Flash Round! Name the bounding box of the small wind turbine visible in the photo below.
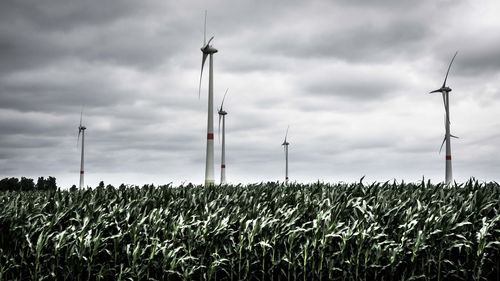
[282,126,290,185]
[198,10,218,187]
[430,51,459,185]
[77,110,87,189]
[218,89,228,185]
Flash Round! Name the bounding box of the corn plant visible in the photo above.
[0,179,498,280]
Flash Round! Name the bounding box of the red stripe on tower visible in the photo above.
[207,133,214,140]
[446,155,452,160]
[221,164,226,168]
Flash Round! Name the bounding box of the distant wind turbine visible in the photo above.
[430,51,459,185]
[218,89,229,185]
[282,126,290,185]
[198,10,218,187]
[77,110,87,188]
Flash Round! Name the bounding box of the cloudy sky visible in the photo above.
[1,0,499,188]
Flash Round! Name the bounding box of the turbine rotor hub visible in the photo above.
[201,45,218,54]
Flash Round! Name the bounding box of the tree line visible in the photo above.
[0,177,176,191]
[0,177,57,191]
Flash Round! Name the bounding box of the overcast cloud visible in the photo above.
[1,0,499,188]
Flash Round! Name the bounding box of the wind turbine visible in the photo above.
[218,89,228,185]
[198,10,218,187]
[282,126,290,185]
[430,51,458,185]
[77,110,87,189]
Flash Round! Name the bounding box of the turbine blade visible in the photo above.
[218,114,222,144]
[429,89,442,94]
[77,130,81,149]
[284,125,289,143]
[206,36,214,47]
[203,10,207,46]
[79,108,83,127]
[439,135,446,154]
[442,51,458,88]
[220,88,229,110]
[450,134,459,139]
[198,53,208,98]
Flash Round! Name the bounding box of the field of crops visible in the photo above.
[0,180,499,280]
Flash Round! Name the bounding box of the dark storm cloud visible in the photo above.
[0,0,144,30]
[0,0,132,73]
[0,0,197,74]
[261,22,429,63]
[92,127,199,153]
[301,67,404,101]
[0,134,60,150]
[250,1,434,63]
[219,54,289,74]
[0,63,137,112]
[455,43,500,76]
[0,109,68,136]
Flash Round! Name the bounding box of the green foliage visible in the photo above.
[0,178,20,192]
[0,177,57,191]
[0,179,499,280]
[20,177,35,191]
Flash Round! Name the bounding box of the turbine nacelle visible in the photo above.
[430,86,452,94]
[201,44,218,55]
[282,141,290,146]
[218,109,227,116]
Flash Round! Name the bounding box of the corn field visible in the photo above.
[0,179,499,280]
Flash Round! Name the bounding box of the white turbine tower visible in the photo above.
[430,51,459,185]
[198,11,218,187]
[218,89,228,185]
[282,126,290,185]
[77,110,87,188]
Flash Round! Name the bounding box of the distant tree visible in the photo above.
[20,177,35,191]
[7,178,20,191]
[105,184,115,189]
[98,181,105,189]
[0,178,10,191]
[0,178,7,191]
[70,185,77,192]
[45,177,57,191]
[119,183,126,189]
[0,176,56,191]
[36,177,45,191]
